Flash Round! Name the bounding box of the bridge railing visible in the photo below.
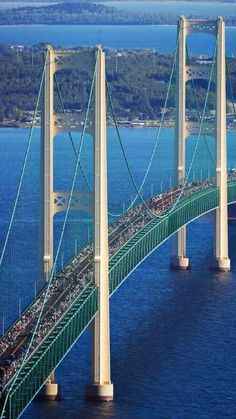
[2,282,98,419]
[109,186,220,295]
[2,180,236,418]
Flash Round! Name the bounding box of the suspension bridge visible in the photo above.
[0,16,235,418]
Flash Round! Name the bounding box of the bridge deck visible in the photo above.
[1,176,236,418]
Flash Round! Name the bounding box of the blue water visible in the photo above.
[0,2,57,9]
[1,24,236,55]
[24,229,236,418]
[0,127,236,417]
[0,0,236,55]
[102,1,236,16]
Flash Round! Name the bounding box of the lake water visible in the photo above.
[101,1,236,16]
[0,0,235,54]
[1,2,236,416]
[0,24,236,55]
[0,2,57,9]
[0,127,236,418]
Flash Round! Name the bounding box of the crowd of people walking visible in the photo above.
[0,173,235,392]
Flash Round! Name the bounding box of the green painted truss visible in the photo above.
[2,181,236,418]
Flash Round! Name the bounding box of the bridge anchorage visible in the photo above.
[170,16,230,272]
[0,15,235,419]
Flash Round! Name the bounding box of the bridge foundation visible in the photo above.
[37,383,60,401]
[37,372,60,401]
[85,383,114,402]
[170,255,190,270]
[210,257,230,272]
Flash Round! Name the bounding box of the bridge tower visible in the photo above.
[170,16,230,272]
[170,15,190,270]
[85,46,114,402]
[39,45,113,400]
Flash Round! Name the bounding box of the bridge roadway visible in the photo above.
[0,174,236,417]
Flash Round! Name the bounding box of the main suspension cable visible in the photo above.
[0,49,49,418]
[107,27,218,220]
[169,28,219,211]
[1,56,98,419]
[0,51,48,269]
[54,74,92,192]
[107,30,181,218]
[226,56,236,119]
[186,46,215,167]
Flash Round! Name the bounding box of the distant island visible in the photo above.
[1,0,236,3]
[102,0,236,2]
[101,0,236,2]
[0,45,235,129]
[0,2,236,26]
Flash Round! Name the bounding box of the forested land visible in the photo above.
[102,0,236,2]
[0,45,235,124]
[2,0,236,3]
[0,2,236,26]
[1,0,236,2]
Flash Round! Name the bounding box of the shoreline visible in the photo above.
[1,120,235,131]
[0,121,175,129]
[0,23,235,28]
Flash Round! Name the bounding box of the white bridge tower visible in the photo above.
[170,16,230,272]
[39,45,113,401]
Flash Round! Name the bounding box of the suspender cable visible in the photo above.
[186,45,216,167]
[1,57,97,419]
[54,74,93,192]
[226,57,236,119]
[170,28,218,211]
[107,30,181,218]
[107,30,218,220]
[0,50,49,419]
[0,51,48,269]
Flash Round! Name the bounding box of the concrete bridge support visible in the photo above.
[171,16,230,272]
[39,45,113,401]
[37,372,60,401]
[39,45,59,401]
[170,16,190,270]
[210,18,230,272]
[39,45,55,286]
[85,46,113,402]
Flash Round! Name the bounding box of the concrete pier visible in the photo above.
[36,372,60,401]
[170,255,190,270]
[85,383,114,402]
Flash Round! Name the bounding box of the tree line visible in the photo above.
[0,2,236,26]
[0,45,235,123]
